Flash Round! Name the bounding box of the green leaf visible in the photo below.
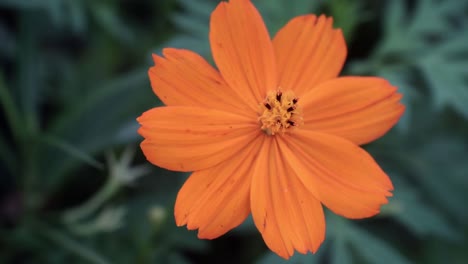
[0,23,15,57]
[40,69,154,191]
[0,73,24,144]
[64,0,87,33]
[418,34,468,118]
[172,13,209,36]
[330,237,352,264]
[0,0,47,9]
[354,0,468,118]
[409,138,468,223]
[40,134,105,171]
[256,0,322,34]
[329,0,370,41]
[90,2,134,45]
[15,11,42,133]
[383,177,460,240]
[177,0,214,18]
[383,0,406,36]
[420,233,468,264]
[347,226,412,264]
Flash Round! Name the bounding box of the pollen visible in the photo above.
[258,90,303,135]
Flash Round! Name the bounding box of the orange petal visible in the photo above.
[301,77,405,145]
[273,15,346,96]
[210,0,277,108]
[174,136,263,239]
[251,137,325,259]
[149,48,252,116]
[137,106,259,171]
[283,130,393,219]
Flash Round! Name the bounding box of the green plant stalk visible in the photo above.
[0,74,24,145]
[0,73,41,212]
[41,135,105,170]
[23,139,41,212]
[37,222,112,264]
[62,174,120,223]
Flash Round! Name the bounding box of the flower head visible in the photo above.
[137,0,404,259]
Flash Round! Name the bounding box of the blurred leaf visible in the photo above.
[255,0,322,34]
[172,13,208,37]
[16,11,42,132]
[178,0,213,17]
[0,0,47,9]
[37,222,112,264]
[409,138,468,224]
[163,35,212,59]
[41,69,154,191]
[383,0,406,37]
[165,252,192,264]
[257,212,412,264]
[383,177,460,240]
[330,237,352,264]
[89,2,134,45]
[40,134,105,170]
[419,34,468,118]
[329,0,370,41]
[351,0,468,119]
[347,225,412,264]
[0,0,86,33]
[63,0,87,33]
[420,231,468,264]
[0,73,24,144]
[0,23,16,57]
[163,0,215,56]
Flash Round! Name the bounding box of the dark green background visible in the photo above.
[1,0,467,263]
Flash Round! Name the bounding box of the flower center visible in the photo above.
[258,90,303,136]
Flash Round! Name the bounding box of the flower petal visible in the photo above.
[149,48,252,116]
[175,136,262,239]
[251,137,325,259]
[210,0,277,108]
[301,77,405,145]
[137,106,259,171]
[283,130,393,219]
[273,15,346,96]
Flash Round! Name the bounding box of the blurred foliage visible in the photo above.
[1,0,468,263]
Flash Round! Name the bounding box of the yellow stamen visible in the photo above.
[258,90,303,135]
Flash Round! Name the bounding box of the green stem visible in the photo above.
[37,222,111,264]
[23,139,40,212]
[41,134,105,170]
[62,175,120,223]
[0,73,24,144]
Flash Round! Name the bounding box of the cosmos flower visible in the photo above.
[137,0,404,259]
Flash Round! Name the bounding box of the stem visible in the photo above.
[41,134,105,170]
[0,73,24,144]
[62,175,120,223]
[37,222,111,264]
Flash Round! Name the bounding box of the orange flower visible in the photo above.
[137,0,404,259]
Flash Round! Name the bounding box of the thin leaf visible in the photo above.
[40,134,105,170]
[90,2,134,45]
[41,69,153,190]
[16,11,41,133]
[384,177,460,240]
[348,226,412,264]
